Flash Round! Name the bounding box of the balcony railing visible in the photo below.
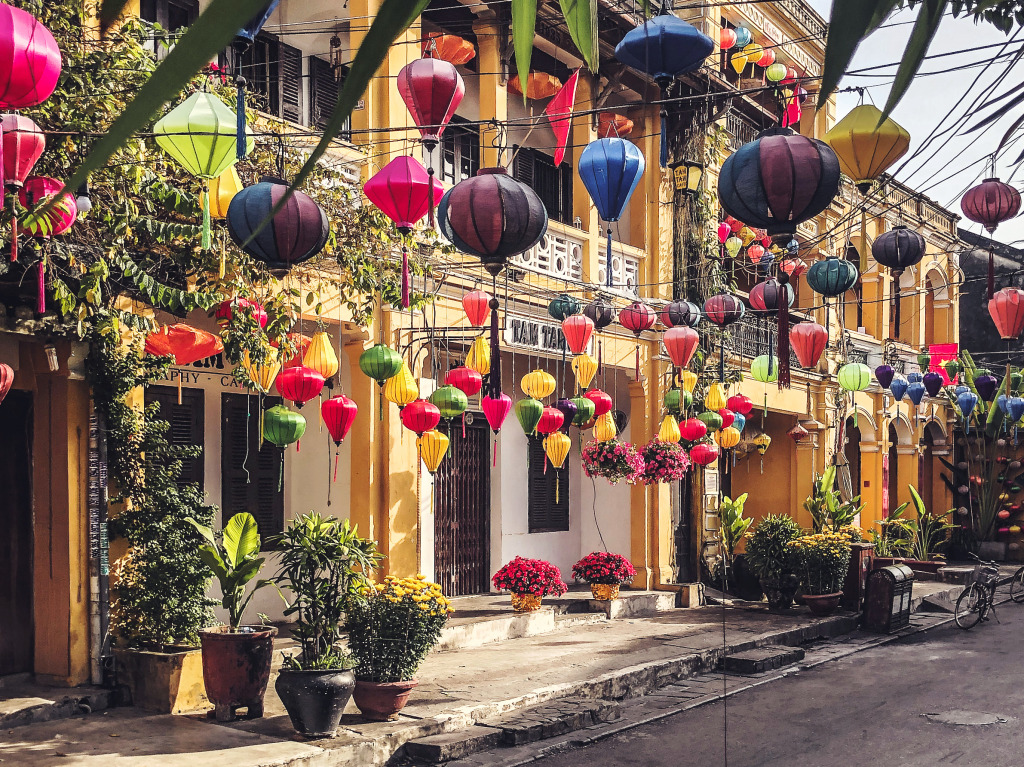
[598,243,641,298]
[511,223,584,281]
[725,111,759,151]
[731,315,800,369]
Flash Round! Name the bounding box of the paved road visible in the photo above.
[536,602,1024,767]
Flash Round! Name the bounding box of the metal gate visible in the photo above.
[433,416,490,596]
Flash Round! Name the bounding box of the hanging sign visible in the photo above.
[504,313,594,356]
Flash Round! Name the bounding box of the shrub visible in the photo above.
[744,514,801,584]
[492,557,568,596]
[788,532,852,595]
[572,552,637,585]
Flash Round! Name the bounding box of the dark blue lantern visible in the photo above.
[579,138,645,287]
[614,14,714,167]
[232,1,282,158]
[806,255,858,297]
[233,1,281,52]
[890,376,908,401]
[907,381,926,406]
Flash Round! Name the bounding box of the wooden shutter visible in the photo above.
[221,393,284,547]
[527,436,569,532]
[512,146,534,188]
[144,385,205,491]
[278,41,302,124]
[309,56,339,130]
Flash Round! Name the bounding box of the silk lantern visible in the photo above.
[571,395,596,426]
[584,298,615,329]
[402,399,441,436]
[537,406,565,435]
[681,370,698,393]
[976,374,999,402]
[758,48,776,67]
[522,368,556,399]
[384,363,419,408]
[155,92,253,249]
[727,394,753,416]
[398,56,464,151]
[593,411,618,441]
[706,382,728,411]
[718,408,735,429]
[597,111,634,138]
[664,326,699,369]
[554,398,578,431]
[572,353,598,390]
[789,322,827,368]
[215,298,268,329]
[276,365,325,408]
[751,353,778,415]
[544,432,572,469]
[303,331,339,380]
[620,301,656,378]
[838,363,870,392]
[241,348,281,395]
[749,279,794,314]
[659,415,681,444]
[418,429,450,474]
[807,254,858,297]
[958,390,978,432]
[615,15,714,166]
[446,366,483,398]
[720,28,737,50]
[963,177,1022,297]
[516,397,544,435]
[359,344,403,418]
[716,427,741,450]
[733,412,746,433]
[697,410,723,432]
[146,324,223,367]
[19,175,76,313]
[766,62,787,82]
[466,336,490,375]
[430,385,468,420]
[579,138,645,284]
[482,392,512,442]
[263,405,306,448]
[322,394,357,488]
[989,287,1024,340]
[718,127,840,238]
[690,442,719,467]
[548,293,581,321]
[717,221,732,243]
[438,168,547,276]
[872,225,926,336]
[585,388,613,417]
[824,105,910,194]
[679,417,707,442]
[209,166,243,220]
[875,364,895,389]
[423,32,476,65]
[704,292,746,382]
[890,376,909,402]
[2,114,44,262]
[462,290,492,326]
[0,362,12,404]
[924,372,944,398]
[0,4,61,109]
[660,300,701,328]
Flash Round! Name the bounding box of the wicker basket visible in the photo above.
[510,593,543,612]
[590,583,620,601]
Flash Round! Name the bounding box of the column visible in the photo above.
[627,376,656,588]
[858,440,884,532]
[896,445,919,510]
[345,337,386,560]
[475,17,508,169]
[572,73,601,287]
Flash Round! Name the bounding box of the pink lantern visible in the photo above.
[663,326,699,369]
[2,114,44,190]
[0,3,62,109]
[482,392,512,466]
[717,221,731,243]
[19,176,76,238]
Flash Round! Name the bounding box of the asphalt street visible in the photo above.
[535,603,1024,767]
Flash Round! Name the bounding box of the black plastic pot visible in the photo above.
[275,668,356,738]
[761,573,799,611]
[731,555,764,602]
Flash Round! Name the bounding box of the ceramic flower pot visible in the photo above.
[275,668,356,737]
[352,679,417,721]
[803,591,843,617]
[510,593,543,612]
[590,583,620,600]
[199,625,277,722]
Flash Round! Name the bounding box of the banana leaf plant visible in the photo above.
[804,465,864,534]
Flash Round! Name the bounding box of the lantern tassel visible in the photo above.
[893,273,902,339]
[606,228,613,288]
[493,439,497,467]
[333,451,339,482]
[988,250,995,300]
[37,252,45,314]
[659,104,668,168]
[201,187,211,250]
[401,246,410,309]
[635,343,640,380]
[219,232,226,279]
[10,195,17,262]
[462,411,466,439]
[427,166,436,229]
[236,76,247,161]
[777,285,790,389]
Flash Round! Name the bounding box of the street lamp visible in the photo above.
[669,159,704,197]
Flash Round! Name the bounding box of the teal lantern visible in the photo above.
[515,397,544,435]
[429,385,469,420]
[548,293,582,321]
[571,395,596,426]
[806,255,859,297]
[359,344,404,419]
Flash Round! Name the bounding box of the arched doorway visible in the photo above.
[919,421,946,514]
[843,417,862,500]
[887,423,899,516]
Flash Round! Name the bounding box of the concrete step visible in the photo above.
[721,645,805,674]
[0,685,113,730]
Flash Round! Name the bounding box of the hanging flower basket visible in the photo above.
[640,441,690,484]
[582,440,644,484]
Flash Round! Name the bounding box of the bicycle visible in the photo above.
[954,556,1001,629]
[1010,565,1024,603]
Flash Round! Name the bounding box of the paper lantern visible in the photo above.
[679,417,707,442]
[727,394,753,416]
[466,337,491,375]
[664,326,699,369]
[507,72,562,100]
[397,56,465,148]
[976,374,999,402]
[585,389,613,417]
[705,383,727,411]
[548,293,581,322]
[703,293,746,326]
[571,396,596,426]
[597,112,634,138]
[279,333,312,369]
[554,398,578,430]
[749,279,794,314]
[787,422,809,442]
[227,177,329,272]
[789,322,828,368]
[241,348,281,394]
[715,427,741,449]
[718,127,841,237]
[522,369,556,399]
[0,362,12,404]
[690,443,719,467]
[988,287,1024,340]
[402,399,441,435]
[303,332,339,380]
[363,155,444,233]
[263,405,306,448]
[544,432,572,469]
[462,290,492,326]
[659,415,681,444]
[1,114,44,192]
[806,255,858,297]
[209,166,243,219]
[584,298,615,329]
[751,355,778,383]
[19,176,77,237]
[276,365,325,408]
[384,363,419,408]
[962,177,1021,234]
[0,3,61,109]
[146,323,223,365]
[322,394,357,445]
[445,366,483,398]
[430,385,468,420]
[215,298,268,329]
[681,370,698,393]
[516,397,544,435]
[572,353,598,390]
[660,300,701,328]
[359,344,403,392]
[482,393,512,433]
[838,363,871,392]
[593,411,618,441]
[823,105,910,193]
[437,167,548,275]
[537,406,565,435]
[766,62,787,82]
[620,302,657,335]
[875,365,895,389]
[418,429,450,474]
[423,32,476,65]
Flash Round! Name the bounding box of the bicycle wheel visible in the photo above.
[955,584,984,629]
[1010,568,1024,603]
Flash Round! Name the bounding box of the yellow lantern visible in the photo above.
[209,166,244,219]
[593,411,617,441]
[739,226,756,248]
[241,348,281,394]
[752,432,772,455]
[658,415,681,444]
[384,363,419,408]
[544,432,572,469]
[730,50,748,74]
[742,43,763,68]
[522,368,556,399]
[303,331,339,380]
[681,370,698,394]
[1010,525,1022,534]
[715,426,741,449]
[823,104,911,193]
[571,353,598,390]
[417,429,450,474]
[466,337,490,375]
[705,382,727,411]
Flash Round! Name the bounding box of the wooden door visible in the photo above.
[0,390,33,675]
[433,417,490,596]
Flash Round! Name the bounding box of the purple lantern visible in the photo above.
[976,374,999,402]
[875,365,895,389]
[923,372,943,398]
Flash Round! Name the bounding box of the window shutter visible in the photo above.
[221,393,284,547]
[527,436,569,532]
[309,56,339,131]
[278,41,302,124]
[512,146,534,188]
[144,385,205,492]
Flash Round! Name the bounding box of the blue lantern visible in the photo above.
[732,412,746,433]
[734,27,752,48]
[907,382,926,406]
[579,138,645,287]
[231,0,282,159]
[957,390,978,432]
[233,1,281,51]
[998,394,1009,414]
[1008,397,1024,422]
[889,376,908,401]
[906,372,923,384]
[615,15,714,166]
[954,385,970,395]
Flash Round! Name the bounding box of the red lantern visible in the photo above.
[789,321,828,368]
[788,422,809,442]
[0,362,12,404]
[719,28,737,50]
[747,243,765,262]
[2,114,44,191]
[619,302,656,336]
[536,406,565,435]
[718,408,735,429]
[679,417,708,442]
[146,324,223,364]
[397,57,465,149]
[482,392,512,433]
[962,178,1021,234]
[989,287,1024,340]
[663,326,699,368]
[725,215,743,233]
[0,4,62,109]
[363,156,444,234]
[276,365,325,408]
[401,399,441,436]
[445,365,483,397]
[717,221,731,243]
[726,394,753,416]
[215,298,268,329]
[690,442,719,466]
[562,314,594,355]
[703,293,746,327]
[463,290,491,326]
[322,394,357,445]
[780,258,807,280]
[585,388,613,417]
[278,333,312,369]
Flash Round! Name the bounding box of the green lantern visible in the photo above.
[359,344,403,419]
[515,397,544,435]
[430,385,468,420]
[1011,371,1023,393]
[154,92,254,249]
[943,358,962,380]
[697,410,723,432]
[917,350,931,370]
[838,363,871,392]
[571,395,596,426]
[263,405,306,447]
[664,388,682,415]
[548,293,582,321]
[750,355,779,383]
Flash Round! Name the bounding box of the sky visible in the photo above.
[806,0,1024,249]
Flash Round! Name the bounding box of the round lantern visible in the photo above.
[397,57,465,150]
[445,366,483,398]
[749,279,794,314]
[522,368,556,399]
[806,255,858,297]
[823,105,910,193]
[515,397,544,435]
[665,389,682,415]
[209,167,243,219]
[988,287,1024,340]
[549,293,582,321]
[0,4,60,108]
[423,32,476,65]
[727,394,753,416]
[507,72,562,99]
[462,290,492,326]
[0,361,11,404]
[303,332,339,380]
[660,300,701,328]
[690,443,719,467]
[715,427,741,449]
[751,354,778,383]
[19,176,77,238]
[482,393,512,434]
[466,336,491,375]
[571,395,596,426]
[322,394,358,446]
[718,408,735,429]
[418,429,450,475]
[227,177,329,273]
[619,302,657,335]
[437,167,548,275]
[263,405,306,448]
[720,28,737,50]
[766,62,787,82]
[697,410,723,432]
[789,322,828,368]
[544,432,572,469]
[585,389,614,417]
[554,398,578,430]
[679,417,707,442]
[383,364,419,408]
[402,399,441,435]
[733,412,746,433]
[537,406,565,435]
[872,225,926,333]
[703,293,746,326]
[664,326,699,369]
[718,127,841,237]
[276,365,325,408]
[962,177,1021,234]
[584,298,615,329]
[838,363,871,392]
[659,415,681,444]
[757,48,776,67]
[597,112,634,138]
[215,298,268,329]
[430,385,469,420]
[572,353,598,390]
[359,344,403,392]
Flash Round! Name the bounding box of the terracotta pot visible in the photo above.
[510,593,543,612]
[199,625,277,721]
[590,583,620,601]
[276,668,355,737]
[353,679,417,721]
[803,591,843,617]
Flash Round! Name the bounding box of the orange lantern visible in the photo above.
[273,333,312,368]
[508,72,562,100]
[597,112,634,138]
[423,32,476,65]
[145,323,224,402]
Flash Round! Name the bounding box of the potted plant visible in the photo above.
[347,575,453,721]
[492,556,567,612]
[640,441,689,484]
[572,552,637,600]
[872,486,954,577]
[787,532,852,616]
[188,512,275,722]
[271,513,380,738]
[716,494,762,601]
[744,514,801,610]
[582,439,645,484]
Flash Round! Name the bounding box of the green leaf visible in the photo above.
[512,0,538,105]
[197,545,229,581]
[222,512,261,568]
[186,516,217,547]
[99,0,133,34]
[559,0,600,72]
[818,0,899,106]
[880,0,949,119]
